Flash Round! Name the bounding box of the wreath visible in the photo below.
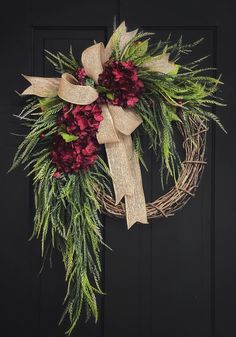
[10,22,225,334]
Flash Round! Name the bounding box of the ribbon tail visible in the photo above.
[106,131,148,228]
[97,105,133,204]
[97,104,148,228]
[125,152,148,229]
[21,75,60,97]
[121,135,148,229]
[105,133,133,204]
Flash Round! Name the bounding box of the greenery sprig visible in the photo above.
[10,96,111,334]
[114,32,225,181]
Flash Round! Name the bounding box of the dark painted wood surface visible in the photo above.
[1,1,235,336]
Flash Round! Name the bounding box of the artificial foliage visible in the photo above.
[10,22,224,334]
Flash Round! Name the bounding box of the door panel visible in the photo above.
[1,1,235,337]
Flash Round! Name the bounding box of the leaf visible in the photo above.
[135,40,149,57]
[85,77,95,87]
[168,64,179,75]
[168,106,182,122]
[96,85,108,93]
[106,92,115,100]
[59,132,78,142]
[128,40,149,59]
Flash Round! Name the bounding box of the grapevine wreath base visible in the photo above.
[98,115,208,219]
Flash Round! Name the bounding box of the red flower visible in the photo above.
[58,103,103,139]
[53,171,61,179]
[51,136,99,173]
[127,97,139,106]
[51,102,103,175]
[98,60,144,108]
[82,140,97,156]
[74,67,87,84]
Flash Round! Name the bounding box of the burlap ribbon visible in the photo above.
[22,22,150,228]
[22,22,177,227]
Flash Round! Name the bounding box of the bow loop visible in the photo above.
[57,73,98,105]
[108,105,143,135]
[81,43,105,83]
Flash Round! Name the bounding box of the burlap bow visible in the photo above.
[22,23,149,228]
[21,22,177,228]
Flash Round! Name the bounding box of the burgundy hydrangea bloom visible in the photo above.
[51,136,98,175]
[57,103,103,139]
[74,67,87,84]
[98,60,144,107]
[51,103,103,176]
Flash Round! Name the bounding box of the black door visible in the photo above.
[1,1,235,336]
